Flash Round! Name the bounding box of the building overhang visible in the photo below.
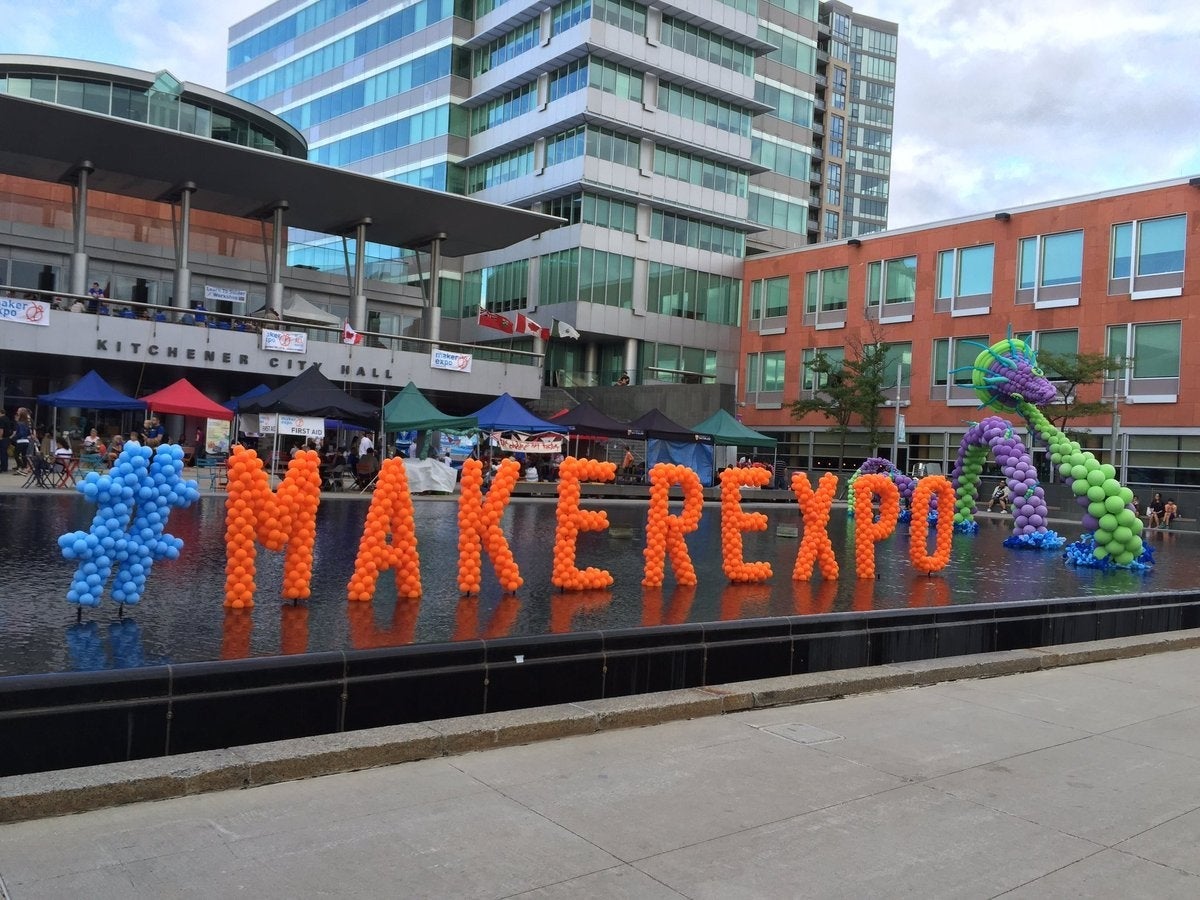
[0,94,563,257]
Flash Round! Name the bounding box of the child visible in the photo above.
[1162,498,1178,529]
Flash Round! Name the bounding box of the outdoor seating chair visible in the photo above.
[22,455,55,489]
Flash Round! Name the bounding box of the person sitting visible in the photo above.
[82,428,101,454]
[615,372,631,386]
[1147,492,1166,528]
[987,482,1009,513]
[1162,498,1178,529]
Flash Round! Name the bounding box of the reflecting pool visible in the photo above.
[1,493,1193,676]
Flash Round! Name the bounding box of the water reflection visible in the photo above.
[1,493,1194,675]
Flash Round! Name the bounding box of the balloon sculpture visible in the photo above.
[847,457,920,522]
[60,443,200,609]
[952,335,1148,568]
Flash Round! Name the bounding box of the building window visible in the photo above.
[748,190,808,233]
[935,244,994,316]
[801,346,844,392]
[1110,214,1186,299]
[749,275,789,328]
[1107,320,1182,402]
[746,350,787,395]
[803,266,848,329]
[823,211,840,240]
[654,146,748,197]
[580,249,635,308]
[828,115,844,157]
[882,341,912,403]
[932,335,987,402]
[1016,229,1083,308]
[866,255,916,321]
[465,258,530,315]
[539,247,580,305]
[648,263,741,325]
[648,343,717,383]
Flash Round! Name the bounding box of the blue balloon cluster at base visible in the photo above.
[1063,533,1155,570]
[57,442,201,608]
[954,520,980,534]
[897,509,912,524]
[1002,530,1066,551]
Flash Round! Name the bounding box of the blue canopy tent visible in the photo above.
[38,370,147,447]
[38,370,146,411]
[222,384,271,412]
[470,393,568,433]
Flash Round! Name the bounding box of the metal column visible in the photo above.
[349,220,370,331]
[424,233,445,344]
[266,202,288,316]
[171,182,197,311]
[623,338,638,385]
[68,161,94,297]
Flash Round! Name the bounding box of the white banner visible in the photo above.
[205,418,231,456]
[258,414,325,439]
[260,329,308,353]
[204,285,247,304]
[0,296,50,327]
[430,348,473,373]
[897,413,907,443]
[491,431,564,454]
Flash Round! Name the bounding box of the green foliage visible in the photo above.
[791,337,892,469]
[1036,350,1123,436]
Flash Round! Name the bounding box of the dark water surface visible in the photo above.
[1,493,1193,676]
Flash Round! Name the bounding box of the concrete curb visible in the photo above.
[4,628,1200,824]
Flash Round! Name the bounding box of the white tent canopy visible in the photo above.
[252,292,341,326]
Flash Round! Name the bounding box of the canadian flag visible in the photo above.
[342,322,363,345]
[515,313,551,341]
[478,308,515,334]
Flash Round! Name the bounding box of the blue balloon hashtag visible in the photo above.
[58,443,201,607]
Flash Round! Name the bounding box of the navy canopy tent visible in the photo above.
[38,370,146,410]
[238,366,376,420]
[223,384,271,412]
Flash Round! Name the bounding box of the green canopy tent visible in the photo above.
[382,382,477,458]
[693,408,779,485]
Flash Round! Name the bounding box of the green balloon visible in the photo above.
[1086,485,1106,502]
[1101,478,1121,495]
[1050,453,1062,465]
[1094,546,1110,559]
[1099,464,1116,479]
[1119,487,1133,504]
[1069,452,1084,466]
[1130,537,1143,554]
[1094,529,1112,546]
[1070,465,1088,481]
[1099,514,1119,532]
[1088,501,1107,518]
[1115,551,1135,566]
[1115,509,1135,527]
[1059,462,1073,477]
[1104,494,1126,514]
[1106,539,1124,555]
[1086,469,1106,486]
[1130,519,1143,535]
[1113,526,1132,544]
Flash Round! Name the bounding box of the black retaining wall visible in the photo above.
[2,589,1199,777]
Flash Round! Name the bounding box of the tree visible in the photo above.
[791,335,891,471]
[1035,350,1124,439]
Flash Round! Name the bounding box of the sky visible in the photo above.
[3,0,1199,228]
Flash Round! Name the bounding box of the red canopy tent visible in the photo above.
[140,379,234,421]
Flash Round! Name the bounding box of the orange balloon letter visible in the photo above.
[457,457,522,594]
[223,446,322,607]
[552,457,616,590]
[719,466,772,583]
[791,472,840,580]
[852,473,900,579]
[348,457,422,601]
[909,475,956,574]
[642,463,704,586]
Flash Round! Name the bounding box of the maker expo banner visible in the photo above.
[0,296,50,326]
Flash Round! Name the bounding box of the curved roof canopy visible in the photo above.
[0,93,562,257]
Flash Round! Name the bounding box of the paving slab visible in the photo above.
[930,733,1200,846]
[635,783,1098,899]
[1000,847,1200,899]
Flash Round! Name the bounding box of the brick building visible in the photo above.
[740,176,1199,489]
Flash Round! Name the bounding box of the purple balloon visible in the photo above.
[1029,514,1044,527]
[1015,515,1029,528]
[1081,514,1099,530]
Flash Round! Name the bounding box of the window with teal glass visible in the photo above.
[866,256,916,306]
[751,276,789,319]
[1018,230,1083,291]
[1138,216,1185,275]
[662,16,754,75]
[648,264,740,325]
[582,194,637,233]
[311,104,460,167]
[882,342,911,387]
[464,258,529,314]
[592,0,646,35]
[584,127,640,166]
[755,82,813,129]
[653,146,747,197]
[539,247,580,305]
[804,267,848,312]
[470,81,536,134]
[749,191,808,233]
[651,211,744,256]
[758,25,817,75]
[802,347,844,390]
[547,125,586,166]
[657,81,752,137]
[1132,322,1181,379]
[761,351,787,391]
[474,18,540,75]
[548,58,588,100]
[467,145,534,192]
[589,58,642,101]
[551,0,590,35]
[579,249,634,308]
[937,245,993,300]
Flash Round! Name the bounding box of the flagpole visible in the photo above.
[890,361,902,466]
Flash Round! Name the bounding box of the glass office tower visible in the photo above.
[228,0,897,388]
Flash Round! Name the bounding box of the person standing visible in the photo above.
[0,407,11,474]
[358,431,375,459]
[11,408,32,474]
[144,417,165,447]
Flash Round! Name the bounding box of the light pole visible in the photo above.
[890,361,903,467]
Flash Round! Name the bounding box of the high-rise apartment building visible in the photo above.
[227,0,896,390]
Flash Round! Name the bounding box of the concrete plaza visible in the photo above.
[5,641,1200,897]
